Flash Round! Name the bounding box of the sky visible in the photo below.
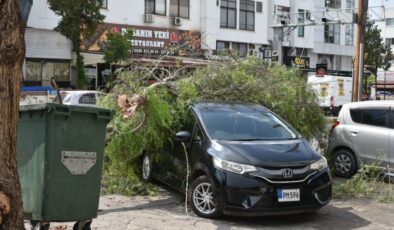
[370,0,394,8]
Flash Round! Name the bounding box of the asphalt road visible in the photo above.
[25,189,394,230]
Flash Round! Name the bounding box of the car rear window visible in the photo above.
[350,109,388,128]
[79,93,97,105]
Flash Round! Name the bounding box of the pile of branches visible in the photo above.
[100,58,327,195]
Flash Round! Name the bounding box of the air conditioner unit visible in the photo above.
[144,14,154,23]
[173,17,182,26]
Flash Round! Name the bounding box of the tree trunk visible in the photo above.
[0,0,26,229]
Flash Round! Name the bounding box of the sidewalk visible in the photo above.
[25,190,394,230]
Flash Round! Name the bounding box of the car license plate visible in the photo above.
[278,189,300,202]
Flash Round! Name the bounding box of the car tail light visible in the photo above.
[330,121,340,134]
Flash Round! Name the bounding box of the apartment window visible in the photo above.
[325,0,341,9]
[256,2,262,13]
[101,0,108,9]
[345,24,354,45]
[324,23,340,44]
[239,0,255,31]
[345,0,354,8]
[145,0,166,16]
[386,38,394,45]
[232,42,248,57]
[386,18,394,26]
[170,0,190,18]
[220,0,237,29]
[298,9,305,37]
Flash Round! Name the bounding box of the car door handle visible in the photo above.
[350,130,359,136]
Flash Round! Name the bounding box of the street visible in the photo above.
[26,189,394,230]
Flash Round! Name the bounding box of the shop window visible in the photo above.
[25,60,70,86]
[239,0,255,31]
[232,42,248,57]
[145,0,166,16]
[220,0,237,29]
[170,0,190,18]
[216,41,230,54]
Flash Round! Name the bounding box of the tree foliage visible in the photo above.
[100,59,327,195]
[48,0,105,88]
[103,29,134,65]
[365,21,394,75]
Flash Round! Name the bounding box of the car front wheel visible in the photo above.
[333,149,357,178]
[189,175,222,219]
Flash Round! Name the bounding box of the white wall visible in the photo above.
[28,0,201,31]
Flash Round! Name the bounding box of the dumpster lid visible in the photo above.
[19,103,114,121]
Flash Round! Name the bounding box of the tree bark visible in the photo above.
[0,0,26,229]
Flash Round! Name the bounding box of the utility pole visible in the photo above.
[353,0,368,102]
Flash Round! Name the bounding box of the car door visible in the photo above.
[389,108,394,169]
[170,114,206,190]
[348,107,390,168]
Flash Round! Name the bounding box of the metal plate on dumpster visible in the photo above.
[61,151,97,175]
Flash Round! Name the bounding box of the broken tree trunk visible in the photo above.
[0,0,26,229]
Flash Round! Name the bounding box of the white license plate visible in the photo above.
[278,189,300,202]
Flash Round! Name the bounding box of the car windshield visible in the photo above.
[200,106,297,141]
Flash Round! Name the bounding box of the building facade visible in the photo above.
[271,0,355,73]
[25,0,355,88]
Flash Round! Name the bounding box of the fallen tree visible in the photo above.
[100,58,327,195]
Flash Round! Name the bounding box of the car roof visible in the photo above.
[192,101,269,113]
[344,100,394,108]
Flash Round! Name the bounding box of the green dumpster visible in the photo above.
[17,103,112,229]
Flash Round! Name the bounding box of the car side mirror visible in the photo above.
[175,131,191,143]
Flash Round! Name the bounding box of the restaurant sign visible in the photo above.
[81,24,201,57]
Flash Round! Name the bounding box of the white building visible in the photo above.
[25,0,355,88]
[271,0,355,72]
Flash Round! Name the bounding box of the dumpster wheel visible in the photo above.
[73,219,92,230]
[30,221,50,230]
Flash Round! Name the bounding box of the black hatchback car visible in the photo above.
[141,102,331,218]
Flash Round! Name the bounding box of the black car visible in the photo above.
[142,102,331,218]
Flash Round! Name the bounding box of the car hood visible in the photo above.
[208,139,321,167]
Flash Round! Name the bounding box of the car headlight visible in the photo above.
[213,158,257,174]
[310,157,328,171]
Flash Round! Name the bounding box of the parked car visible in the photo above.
[328,101,394,178]
[61,91,104,107]
[142,102,331,218]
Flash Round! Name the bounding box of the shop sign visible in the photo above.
[284,56,310,68]
[81,24,201,57]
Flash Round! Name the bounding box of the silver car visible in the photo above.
[328,101,394,178]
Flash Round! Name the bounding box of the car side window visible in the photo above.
[192,124,205,142]
[183,110,197,133]
[350,109,388,128]
[79,93,97,105]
